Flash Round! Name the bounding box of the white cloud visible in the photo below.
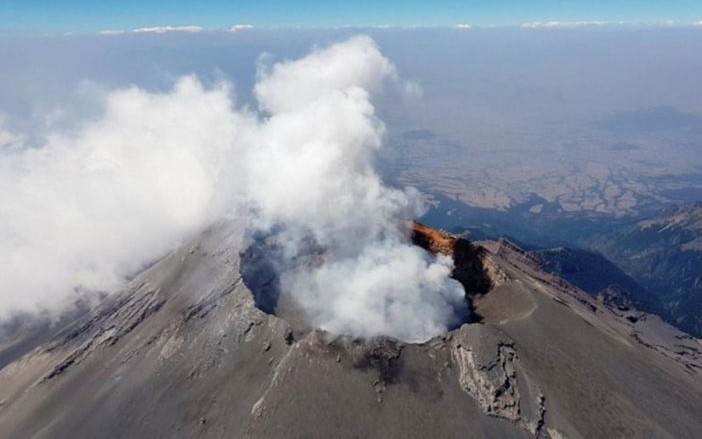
[0,36,465,343]
[230,24,254,32]
[97,29,125,35]
[0,77,247,318]
[132,25,203,34]
[694,20,702,27]
[0,116,22,149]
[455,24,472,29]
[522,21,608,29]
[254,35,396,114]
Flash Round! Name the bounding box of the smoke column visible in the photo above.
[0,36,466,342]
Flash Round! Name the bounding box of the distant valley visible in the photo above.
[420,197,702,338]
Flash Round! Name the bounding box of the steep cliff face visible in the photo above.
[411,222,492,296]
[0,221,701,439]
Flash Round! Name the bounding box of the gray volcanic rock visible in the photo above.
[0,221,701,438]
[451,325,522,422]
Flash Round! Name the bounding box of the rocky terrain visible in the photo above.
[1,220,701,438]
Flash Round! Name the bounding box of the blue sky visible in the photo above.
[2,0,702,33]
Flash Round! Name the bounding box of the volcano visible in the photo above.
[1,221,701,438]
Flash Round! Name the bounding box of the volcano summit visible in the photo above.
[1,221,701,438]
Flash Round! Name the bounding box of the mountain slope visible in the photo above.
[532,246,663,314]
[591,203,702,336]
[0,221,701,438]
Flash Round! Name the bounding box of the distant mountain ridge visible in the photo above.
[423,198,702,338]
[532,246,663,315]
[590,202,702,337]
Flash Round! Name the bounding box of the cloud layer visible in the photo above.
[0,35,465,342]
[98,25,204,35]
[133,25,203,34]
[522,21,609,29]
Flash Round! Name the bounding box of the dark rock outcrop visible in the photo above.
[411,222,492,296]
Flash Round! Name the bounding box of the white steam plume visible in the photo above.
[0,36,466,342]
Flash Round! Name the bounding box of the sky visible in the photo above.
[2,0,702,33]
